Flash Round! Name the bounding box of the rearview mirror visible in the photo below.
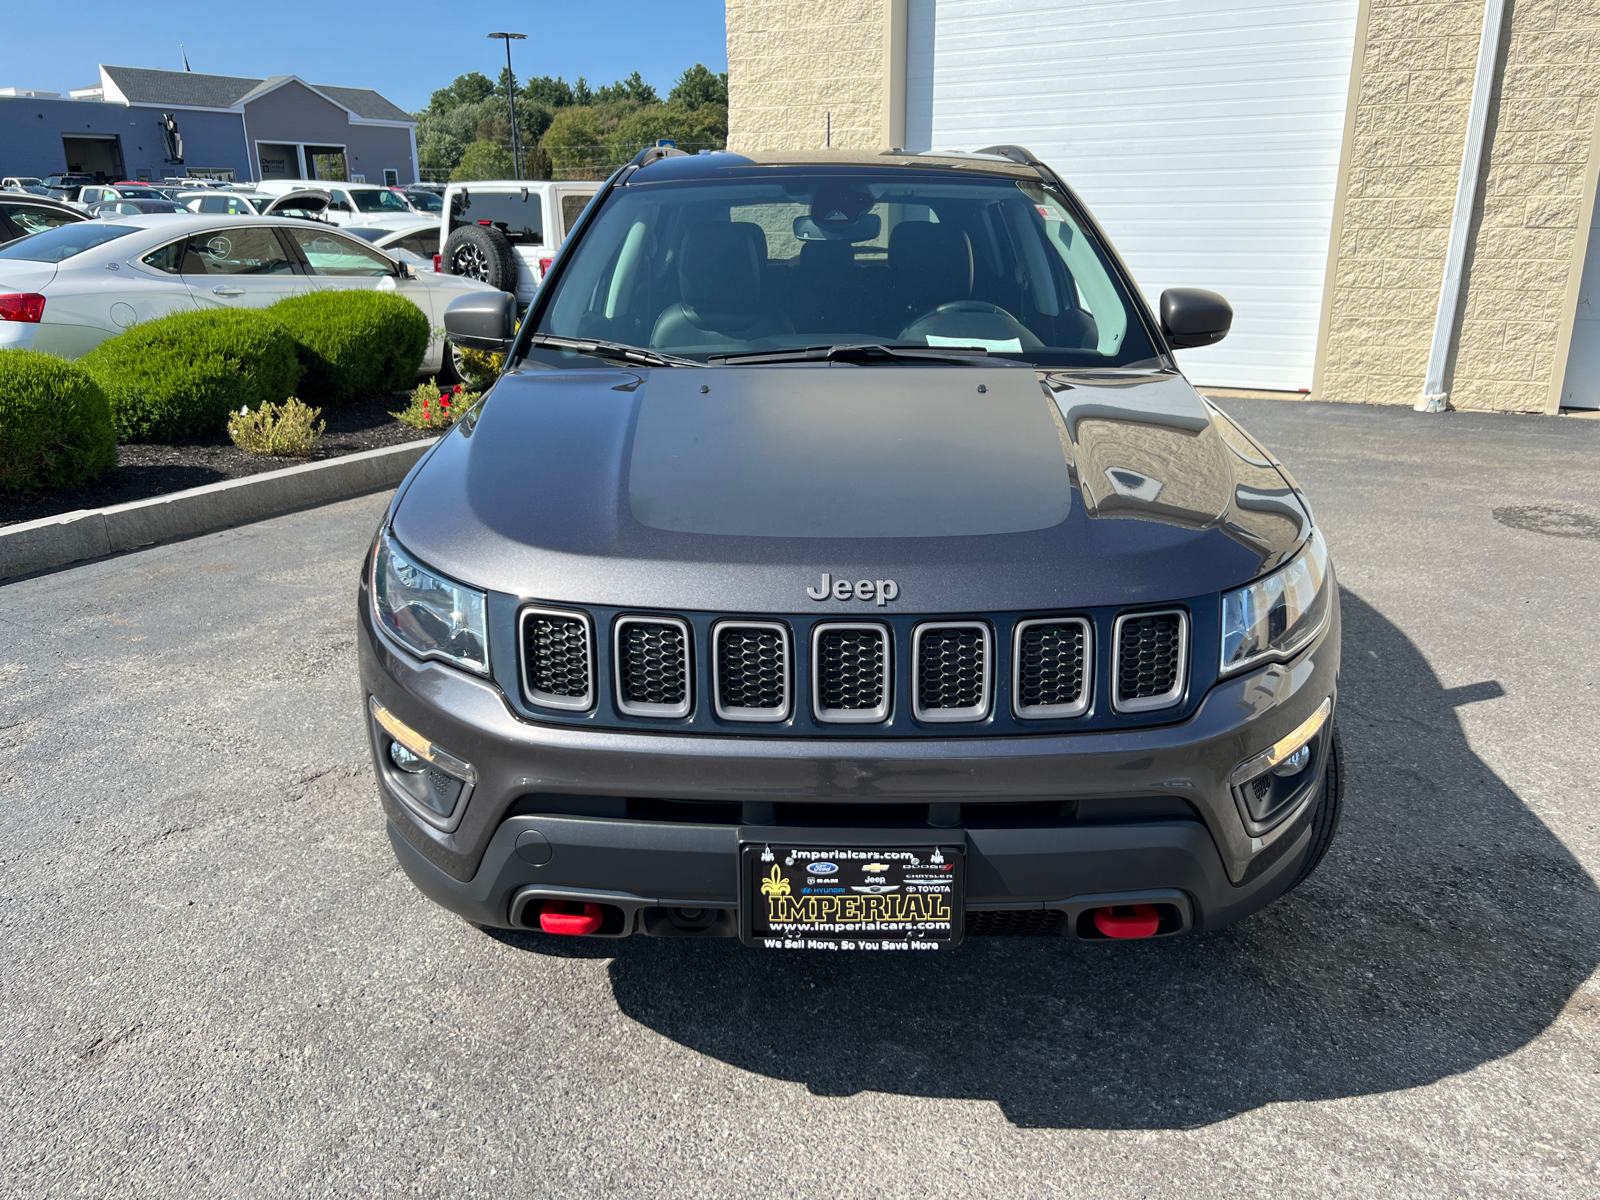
[793,213,881,243]
[443,290,517,352]
[1159,288,1232,349]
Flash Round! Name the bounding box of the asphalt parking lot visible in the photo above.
[2,397,1598,1198]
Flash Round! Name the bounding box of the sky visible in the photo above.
[0,1,729,114]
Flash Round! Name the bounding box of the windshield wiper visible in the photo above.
[707,343,992,366]
[528,332,701,368]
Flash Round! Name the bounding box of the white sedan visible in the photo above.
[0,214,500,381]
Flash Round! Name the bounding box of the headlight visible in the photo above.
[372,528,489,674]
[1220,530,1330,675]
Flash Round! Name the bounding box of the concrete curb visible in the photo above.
[1,438,437,582]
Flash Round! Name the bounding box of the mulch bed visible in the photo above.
[1,392,436,529]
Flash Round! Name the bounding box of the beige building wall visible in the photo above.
[727,0,903,153]
[1314,0,1600,412]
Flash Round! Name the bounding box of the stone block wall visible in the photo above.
[1317,0,1600,412]
[727,0,889,152]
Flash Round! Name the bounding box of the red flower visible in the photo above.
[453,385,463,394]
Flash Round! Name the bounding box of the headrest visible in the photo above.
[799,238,854,272]
[679,222,762,327]
[889,221,973,303]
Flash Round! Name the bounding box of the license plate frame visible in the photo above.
[739,841,965,951]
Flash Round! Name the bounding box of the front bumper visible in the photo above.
[359,582,1340,937]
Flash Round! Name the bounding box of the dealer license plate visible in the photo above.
[741,843,964,951]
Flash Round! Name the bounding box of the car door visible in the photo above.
[280,223,441,368]
[176,224,306,311]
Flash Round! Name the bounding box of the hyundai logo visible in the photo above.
[806,862,839,875]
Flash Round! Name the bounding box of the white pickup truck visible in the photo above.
[437,179,601,304]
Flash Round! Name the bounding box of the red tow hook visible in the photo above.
[539,900,604,936]
[1093,904,1160,939]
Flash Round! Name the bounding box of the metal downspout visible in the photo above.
[1416,0,1509,412]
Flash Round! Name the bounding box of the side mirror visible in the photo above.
[443,290,516,352]
[395,259,416,280]
[1160,288,1232,349]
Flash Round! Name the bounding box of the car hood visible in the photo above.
[391,364,1312,613]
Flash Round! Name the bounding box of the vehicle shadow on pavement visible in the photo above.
[493,589,1600,1129]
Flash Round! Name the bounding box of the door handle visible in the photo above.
[211,286,245,297]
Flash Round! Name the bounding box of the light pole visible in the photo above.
[488,32,527,178]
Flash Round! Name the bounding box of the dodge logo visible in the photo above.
[805,572,899,605]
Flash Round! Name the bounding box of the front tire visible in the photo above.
[1284,720,1344,893]
[435,338,466,386]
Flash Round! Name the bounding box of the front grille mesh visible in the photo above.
[966,909,1066,937]
[816,628,886,712]
[619,621,687,708]
[1017,622,1086,710]
[524,613,590,701]
[917,626,985,711]
[716,626,786,712]
[1116,613,1182,702]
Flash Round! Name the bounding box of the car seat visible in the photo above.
[650,222,792,350]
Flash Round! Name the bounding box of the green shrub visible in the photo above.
[227,397,325,456]
[0,350,118,493]
[80,309,302,442]
[268,290,430,403]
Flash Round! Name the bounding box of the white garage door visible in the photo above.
[905,0,1359,390]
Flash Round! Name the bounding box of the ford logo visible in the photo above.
[806,862,839,875]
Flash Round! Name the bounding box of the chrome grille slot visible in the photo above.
[614,616,691,718]
[1112,609,1187,713]
[812,623,890,724]
[912,622,991,722]
[1013,617,1091,718]
[519,606,593,711]
[713,621,790,722]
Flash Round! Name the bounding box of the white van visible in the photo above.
[437,179,602,303]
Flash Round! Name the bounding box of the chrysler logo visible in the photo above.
[806,572,899,605]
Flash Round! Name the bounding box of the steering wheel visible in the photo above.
[898,299,1040,347]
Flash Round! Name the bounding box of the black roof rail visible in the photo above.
[630,144,691,169]
[975,144,1042,166]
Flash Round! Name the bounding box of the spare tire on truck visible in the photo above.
[443,223,519,293]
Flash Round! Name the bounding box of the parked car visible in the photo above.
[88,199,190,218]
[368,145,1340,951]
[2,176,50,195]
[342,219,441,263]
[438,179,602,302]
[392,187,443,215]
[252,180,415,227]
[42,174,98,205]
[0,194,85,243]
[177,188,332,219]
[0,214,498,380]
[77,185,176,210]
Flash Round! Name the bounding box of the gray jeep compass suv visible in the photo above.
[358,145,1341,951]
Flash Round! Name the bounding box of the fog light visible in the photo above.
[369,696,477,831]
[1271,745,1311,777]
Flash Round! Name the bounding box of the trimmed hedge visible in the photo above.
[268,290,430,403]
[0,350,118,493]
[81,309,302,443]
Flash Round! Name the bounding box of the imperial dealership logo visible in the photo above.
[806,573,899,605]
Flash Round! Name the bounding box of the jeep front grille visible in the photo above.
[912,622,991,722]
[812,623,890,723]
[1013,617,1091,718]
[519,607,593,711]
[615,616,691,718]
[1112,609,1187,713]
[713,621,789,722]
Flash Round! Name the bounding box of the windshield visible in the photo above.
[0,223,138,262]
[351,189,411,214]
[404,190,443,212]
[532,169,1157,367]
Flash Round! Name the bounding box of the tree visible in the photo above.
[522,75,575,108]
[669,64,728,110]
[594,71,659,106]
[450,140,515,182]
[572,77,594,106]
[427,72,495,115]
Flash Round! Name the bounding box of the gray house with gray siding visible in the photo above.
[0,64,415,185]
